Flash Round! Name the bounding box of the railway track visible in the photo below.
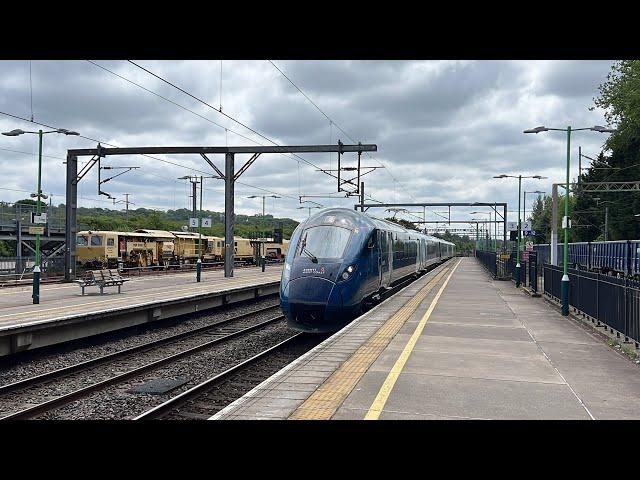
[0,304,288,420]
[134,333,324,420]
[135,262,451,420]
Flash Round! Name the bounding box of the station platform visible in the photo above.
[0,265,282,356]
[212,257,640,420]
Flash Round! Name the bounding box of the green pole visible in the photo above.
[197,176,203,283]
[561,127,571,315]
[515,174,522,287]
[33,130,43,304]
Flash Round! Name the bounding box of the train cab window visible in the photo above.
[297,225,351,259]
[107,238,115,247]
[218,241,222,248]
[77,235,88,246]
[90,235,103,246]
[235,242,238,247]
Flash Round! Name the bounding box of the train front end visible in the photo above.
[280,209,368,333]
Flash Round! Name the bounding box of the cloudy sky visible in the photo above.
[0,60,615,234]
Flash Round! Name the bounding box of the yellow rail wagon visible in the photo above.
[76,230,159,268]
[264,238,290,260]
[134,229,178,266]
[203,235,224,262]
[169,231,202,264]
[233,237,254,262]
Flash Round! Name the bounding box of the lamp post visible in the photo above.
[493,174,547,288]
[247,194,280,217]
[2,127,79,304]
[178,175,217,282]
[298,205,321,218]
[524,124,615,315]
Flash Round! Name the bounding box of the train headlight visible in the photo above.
[341,265,356,281]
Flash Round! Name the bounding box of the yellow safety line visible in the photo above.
[364,258,461,420]
[289,264,452,420]
[0,273,280,321]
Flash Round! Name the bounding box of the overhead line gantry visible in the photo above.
[64,142,376,280]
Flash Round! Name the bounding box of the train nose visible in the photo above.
[283,276,343,331]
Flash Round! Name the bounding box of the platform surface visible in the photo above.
[0,266,282,331]
[213,257,640,420]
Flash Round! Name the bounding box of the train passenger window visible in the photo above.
[77,235,88,246]
[91,235,103,246]
[107,238,115,247]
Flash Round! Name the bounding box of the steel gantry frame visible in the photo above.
[64,142,376,280]
[356,202,508,246]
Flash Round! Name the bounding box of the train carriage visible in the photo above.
[280,208,454,333]
[76,230,161,268]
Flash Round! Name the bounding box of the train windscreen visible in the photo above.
[296,225,351,260]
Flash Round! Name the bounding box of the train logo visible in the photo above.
[302,267,326,275]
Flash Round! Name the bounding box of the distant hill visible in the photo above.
[74,206,299,239]
[4,200,300,241]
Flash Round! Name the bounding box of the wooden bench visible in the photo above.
[75,269,129,295]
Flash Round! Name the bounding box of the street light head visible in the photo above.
[591,125,616,133]
[493,175,508,179]
[2,129,25,136]
[523,126,548,134]
[178,176,190,180]
[246,195,258,199]
[532,175,547,179]
[56,128,80,136]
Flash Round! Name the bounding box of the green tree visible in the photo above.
[584,60,640,240]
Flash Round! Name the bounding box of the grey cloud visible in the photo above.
[0,59,615,225]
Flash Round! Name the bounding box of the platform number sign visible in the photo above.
[202,218,212,228]
[189,218,198,228]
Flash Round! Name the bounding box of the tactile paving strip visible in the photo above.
[289,265,451,420]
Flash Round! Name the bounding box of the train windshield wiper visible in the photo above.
[302,247,318,263]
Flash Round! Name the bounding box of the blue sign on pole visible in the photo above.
[524,230,536,237]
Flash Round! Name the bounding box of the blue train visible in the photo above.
[533,240,640,278]
[280,208,455,333]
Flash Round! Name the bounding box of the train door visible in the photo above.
[378,230,390,288]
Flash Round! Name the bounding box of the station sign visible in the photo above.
[499,253,511,260]
[507,221,517,231]
[524,230,536,237]
[189,217,212,228]
[31,212,47,224]
[28,226,45,235]
[525,241,534,251]
[522,221,532,232]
